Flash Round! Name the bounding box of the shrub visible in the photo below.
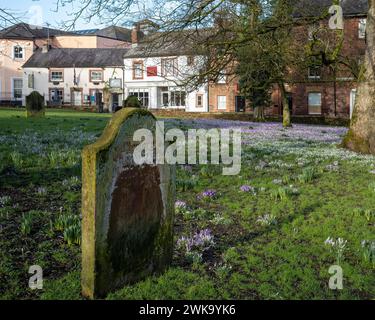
[123,95,142,108]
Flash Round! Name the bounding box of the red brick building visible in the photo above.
[208,0,368,119]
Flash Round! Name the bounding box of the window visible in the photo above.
[308,92,322,115]
[49,88,64,103]
[161,58,178,77]
[133,61,143,79]
[13,45,24,59]
[308,66,321,79]
[28,74,34,89]
[170,90,186,107]
[129,88,149,107]
[196,94,203,108]
[90,70,103,82]
[160,88,186,107]
[13,78,23,99]
[217,95,227,110]
[359,18,366,39]
[217,72,227,84]
[50,70,63,82]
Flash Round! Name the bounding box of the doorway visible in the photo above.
[235,96,246,112]
[71,89,82,106]
[112,93,120,110]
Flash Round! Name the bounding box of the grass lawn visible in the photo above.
[0,108,374,300]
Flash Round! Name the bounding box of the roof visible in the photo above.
[74,29,100,35]
[73,26,132,42]
[124,29,210,59]
[294,0,368,18]
[96,26,132,42]
[0,23,74,39]
[23,48,128,68]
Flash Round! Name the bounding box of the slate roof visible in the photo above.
[0,23,74,39]
[23,48,129,68]
[293,0,368,18]
[96,26,132,42]
[74,29,100,35]
[73,26,132,42]
[124,29,210,58]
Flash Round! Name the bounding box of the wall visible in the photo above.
[208,79,240,113]
[124,55,208,112]
[0,39,35,101]
[23,66,124,111]
[52,36,97,48]
[53,35,130,48]
[270,16,367,118]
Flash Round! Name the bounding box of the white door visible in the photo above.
[72,90,82,106]
[350,89,357,119]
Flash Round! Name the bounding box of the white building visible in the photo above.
[123,25,209,112]
[22,47,128,111]
[124,55,208,112]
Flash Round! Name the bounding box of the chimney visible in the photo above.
[131,24,140,48]
[42,39,51,53]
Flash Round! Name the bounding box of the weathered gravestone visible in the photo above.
[81,108,175,299]
[26,91,45,118]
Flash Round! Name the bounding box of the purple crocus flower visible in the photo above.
[175,200,187,209]
[198,189,217,200]
[193,229,214,247]
[240,185,251,192]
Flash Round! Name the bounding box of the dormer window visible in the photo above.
[13,45,24,59]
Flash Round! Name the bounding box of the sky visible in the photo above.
[0,0,107,30]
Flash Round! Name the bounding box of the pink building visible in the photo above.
[0,23,132,105]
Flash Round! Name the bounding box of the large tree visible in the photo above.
[343,0,375,154]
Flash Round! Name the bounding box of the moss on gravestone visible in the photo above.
[81,108,175,299]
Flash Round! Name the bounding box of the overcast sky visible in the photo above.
[0,0,107,30]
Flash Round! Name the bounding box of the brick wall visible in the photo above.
[269,16,366,118]
[207,16,366,119]
[208,80,241,113]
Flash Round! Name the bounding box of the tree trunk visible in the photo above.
[280,82,292,128]
[343,0,375,154]
[253,106,265,122]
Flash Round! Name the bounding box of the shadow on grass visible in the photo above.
[0,165,81,188]
[227,202,322,247]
